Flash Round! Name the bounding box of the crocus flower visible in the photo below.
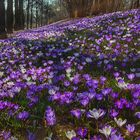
[96,94,103,101]
[126,124,135,133]
[117,79,128,89]
[64,80,70,87]
[65,130,76,140]
[1,131,11,140]
[100,76,107,84]
[111,92,118,99]
[45,106,56,126]
[17,111,29,121]
[77,127,88,138]
[110,109,118,117]
[135,112,140,119]
[70,109,85,119]
[115,100,123,109]
[110,134,124,140]
[99,125,116,138]
[113,72,120,77]
[114,118,127,127]
[127,73,135,80]
[87,108,105,120]
[27,130,36,140]
[80,97,89,107]
[101,88,112,96]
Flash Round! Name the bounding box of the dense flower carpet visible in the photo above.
[0,9,140,140]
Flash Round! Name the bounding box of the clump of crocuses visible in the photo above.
[45,106,56,126]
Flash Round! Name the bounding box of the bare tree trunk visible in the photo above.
[19,0,24,29]
[0,0,7,38]
[41,0,43,26]
[36,1,38,28]
[14,0,19,30]
[30,1,33,28]
[7,0,13,33]
[27,0,30,29]
[134,0,140,8]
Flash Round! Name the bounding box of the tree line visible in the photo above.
[0,0,139,39]
[62,0,140,18]
[0,0,57,39]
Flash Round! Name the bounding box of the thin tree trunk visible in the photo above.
[19,0,24,29]
[0,0,7,38]
[7,0,13,33]
[135,0,140,8]
[41,0,43,26]
[36,1,38,28]
[14,0,19,30]
[27,0,30,29]
[30,1,33,28]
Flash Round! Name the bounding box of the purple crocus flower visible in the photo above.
[132,90,140,98]
[110,134,124,140]
[115,100,123,109]
[70,109,84,119]
[27,130,36,140]
[100,76,107,82]
[73,74,80,84]
[96,94,103,101]
[1,131,11,140]
[83,74,91,81]
[77,127,88,138]
[111,92,119,98]
[50,92,61,101]
[110,109,118,118]
[60,92,74,104]
[101,88,112,96]
[17,111,29,121]
[135,112,140,119]
[126,124,135,133]
[100,76,107,84]
[80,97,89,107]
[64,80,70,87]
[113,72,120,77]
[127,73,135,80]
[45,106,56,126]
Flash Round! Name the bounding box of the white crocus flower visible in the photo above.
[99,125,115,138]
[88,108,105,120]
[66,68,73,80]
[26,77,31,82]
[66,68,72,74]
[65,130,76,140]
[116,77,128,89]
[48,89,56,95]
[117,82,128,89]
[21,68,26,74]
[86,58,92,63]
[7,82,14,87]
[130,68,136,72]
[110,40,116,44]
[114,118,127,127]
[0,71,4,77]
